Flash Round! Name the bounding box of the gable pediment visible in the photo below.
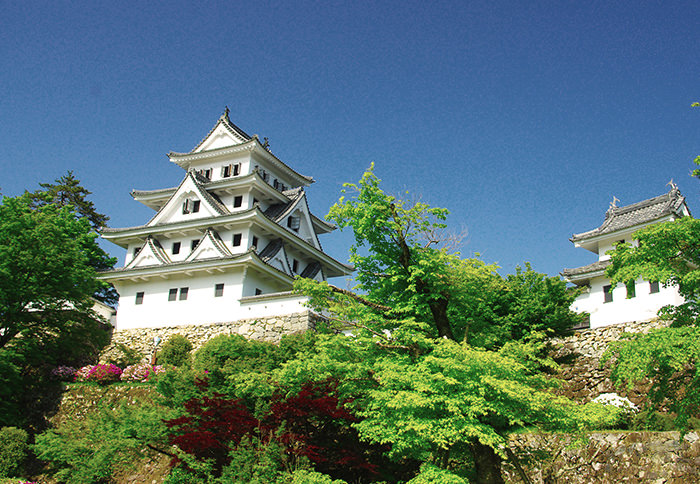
[192,111,251,153]
[186,229,233,262]
[194,122,248,152]
[274,192,321,250]
[127,236,171,269]
[147,173,228,227]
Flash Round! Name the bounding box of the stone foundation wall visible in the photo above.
[100,311,321,363]
[503,431,700,483]
[551,319,670,404]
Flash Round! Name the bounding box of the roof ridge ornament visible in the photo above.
[606,196,620,217]
[667,179,679,193]
[223,106,230,119]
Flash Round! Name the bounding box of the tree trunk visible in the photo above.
[428,297,455,340]
[470,442,504,484]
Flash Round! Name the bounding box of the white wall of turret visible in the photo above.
[571,274,684,328]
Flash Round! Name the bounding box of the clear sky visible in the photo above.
[2,1,699,280]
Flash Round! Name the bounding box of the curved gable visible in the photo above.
[186,229,233,261]
[126,236,171,269]
[147,173,229,227]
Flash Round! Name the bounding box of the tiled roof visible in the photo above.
[258,239,284,262]
[264,189,303,220]
[571,187,687,242]
[561,259,610,278]
[190,108,251,153]
[300,261,322,279]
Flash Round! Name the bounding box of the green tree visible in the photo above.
[293,166,593,483]
[607,216,700,325]
[325,165,582,346]
[25,171,109,231]
[25,172,117,304]
[0,193,115,349]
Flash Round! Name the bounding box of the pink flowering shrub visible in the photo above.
[120,364,166,382]
[74,364,123,384]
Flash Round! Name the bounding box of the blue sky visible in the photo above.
[2,1,699,281]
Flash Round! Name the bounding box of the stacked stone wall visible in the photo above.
[551,319,670,404]
[100,311,321,363]
[503,431,700,483]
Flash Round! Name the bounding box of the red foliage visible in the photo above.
[164,390,257,471]
[262,380,379,480]
[164,378,384,481]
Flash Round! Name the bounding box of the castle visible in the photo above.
[99,110,352,331]
[562,185,690,328]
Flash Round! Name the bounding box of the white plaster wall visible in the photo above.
[239,294,309,319]
[242,271,290,297]
[571,275,684,328]
[113,271,245,330]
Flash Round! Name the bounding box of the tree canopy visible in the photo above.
[323,164,583,347]
[293,166,596,483]
[0,192,115,350]
[25,171,109,231]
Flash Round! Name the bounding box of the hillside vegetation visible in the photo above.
[1,168,698,483]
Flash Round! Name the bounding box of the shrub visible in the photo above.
[121,364,166,382]
[158,335,193,367]
[51,365,77,381]
[288,469,348,484]
[193,334,281,375]
[75,364,122,384]
[0,426,29,478]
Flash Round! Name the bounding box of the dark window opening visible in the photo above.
[650,281,660,294]
[626,281,636,299]
[253,198,258,206]
[168,288,178,301]
[133,246,141,256]
[292,259,299,273]
[233,163,240,176]
[603,285,613,303]
[182,199,191,214]
[172,242,181,255]
[255,288,262,296]
[135,292,144,305]
[233,196,243,208]
[191,239,199,251]
[252,236,258,249]
[287,216,300,231]
[222,164,232,178]
[215,283,224,297]
[192,200,200,213]
[233,233,242,246]
[179,287,189,301]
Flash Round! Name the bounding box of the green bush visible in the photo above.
[406,464,467,484]
[157,334,193,367]
[287,469,348,484]
[0,426,29,478]
[631,410,700,431]
[193,334,281,374]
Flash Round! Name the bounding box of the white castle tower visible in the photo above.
[561,185,689,328]
[100,110,352,330]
